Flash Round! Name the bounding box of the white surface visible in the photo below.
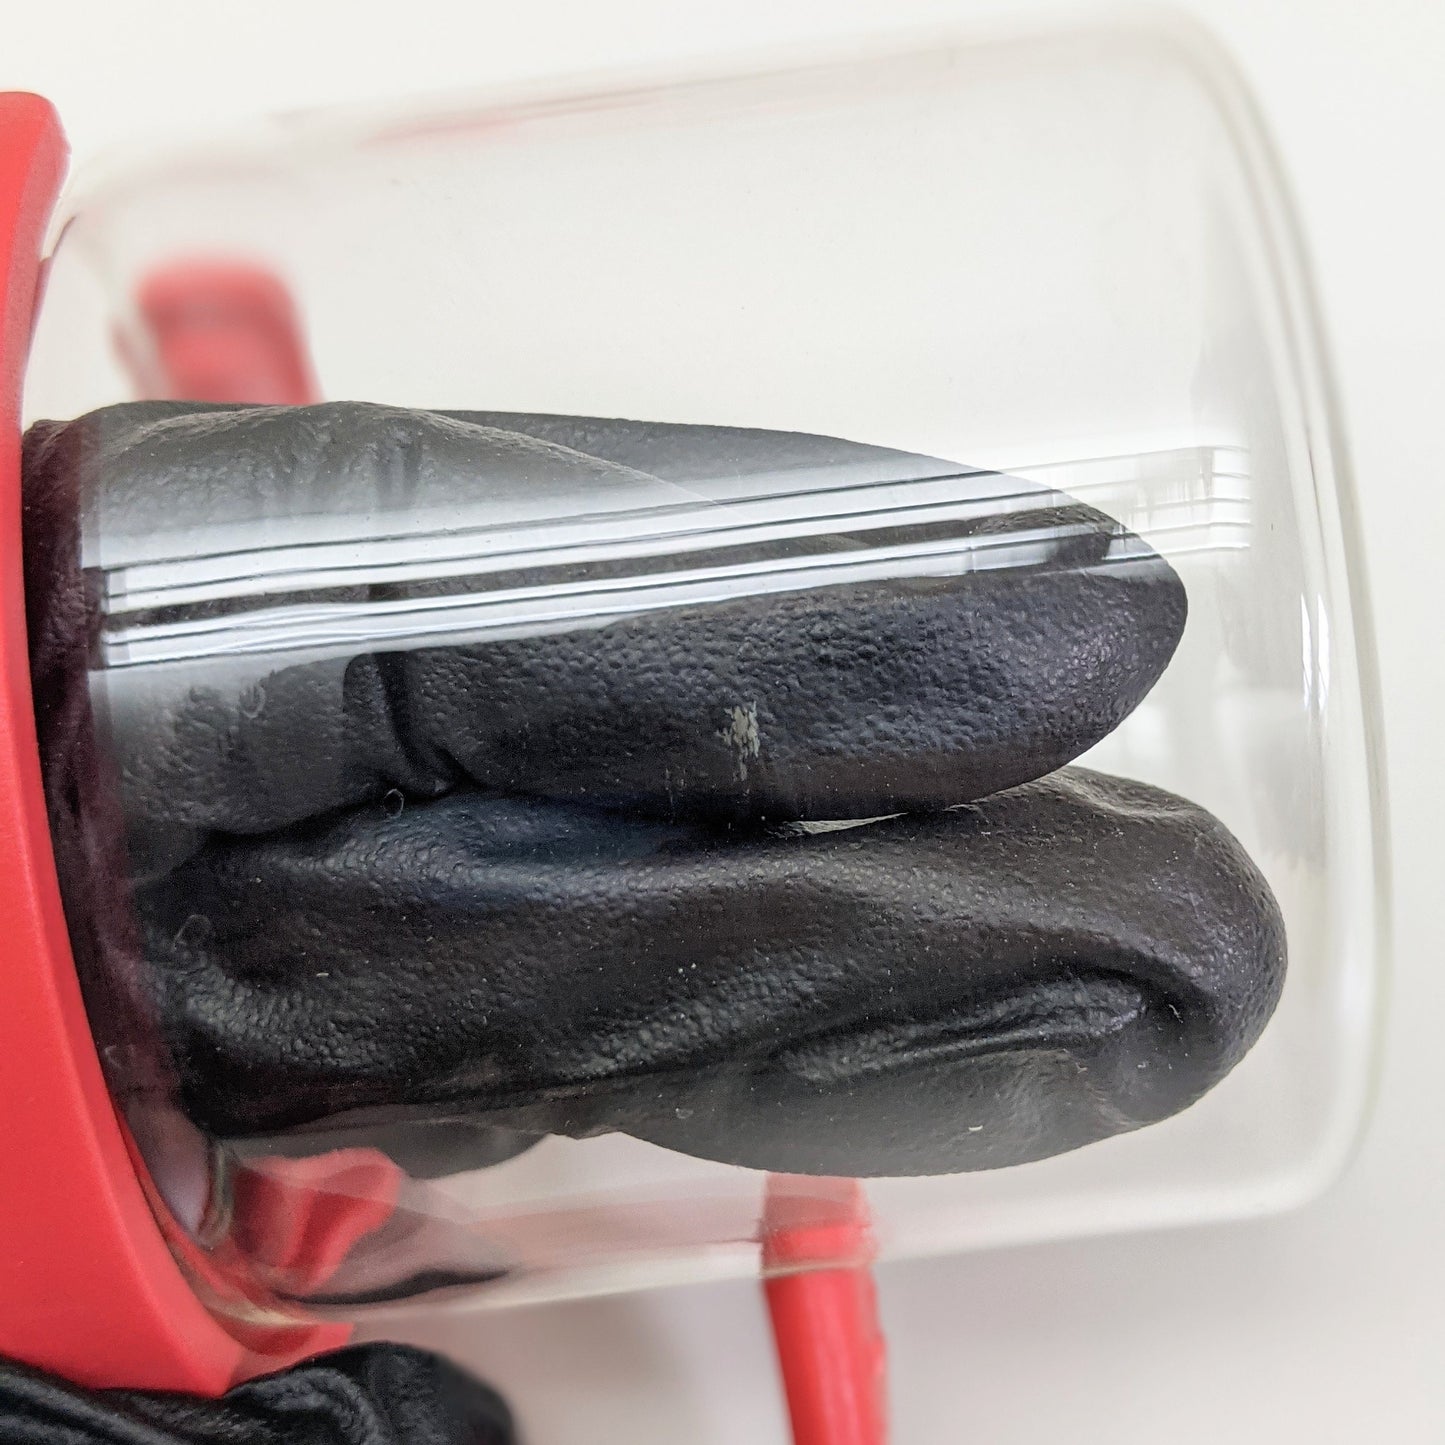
[4,1,1443,1440]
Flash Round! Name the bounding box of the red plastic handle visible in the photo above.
[121,260,321,406]
[763,1177,889,1445]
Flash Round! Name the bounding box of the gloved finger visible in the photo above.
[25,402,1184,842]
[0,1344,513,1445]
[136,767,1285,1177]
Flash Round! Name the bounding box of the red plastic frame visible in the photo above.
[0,91,343,1393]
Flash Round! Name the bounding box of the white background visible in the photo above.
[4,1,1442,1440]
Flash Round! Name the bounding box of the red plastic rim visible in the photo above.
[0,91,344,1392]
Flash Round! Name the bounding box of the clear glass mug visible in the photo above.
[21,14,1386,1334]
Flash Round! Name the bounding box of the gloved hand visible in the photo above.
[0,1344,512,1445]
[23,402,1286,1178]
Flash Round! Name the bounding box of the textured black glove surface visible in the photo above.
[139,767,1284,1175]
[0,1345,511,1445]
[26,401,1186,838]
[23,402,1284,1180]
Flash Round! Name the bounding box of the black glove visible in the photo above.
[0,1344,512,1445]
[23,402,1285,1178]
